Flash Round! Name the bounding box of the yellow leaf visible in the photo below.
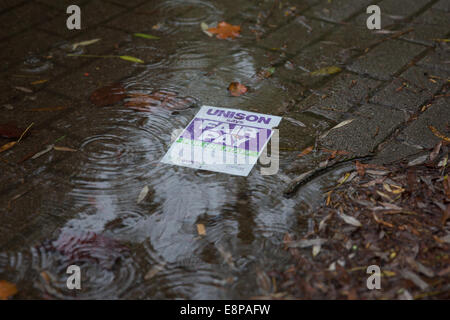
[310,66,342,76]
[0,141,17,153]
[119,55,144,64]
[429,125,450,142]
[197,224,206,236]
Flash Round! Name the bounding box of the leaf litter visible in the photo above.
[272,147,449,299]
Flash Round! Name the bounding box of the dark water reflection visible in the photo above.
[0,0,342,299]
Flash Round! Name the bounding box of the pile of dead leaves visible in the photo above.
[274,142,449,300]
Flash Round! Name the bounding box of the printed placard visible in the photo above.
[161,106,282,176]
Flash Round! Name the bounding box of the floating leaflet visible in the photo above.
[161,106,282,176]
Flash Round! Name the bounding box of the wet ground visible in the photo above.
[0,0,449,299]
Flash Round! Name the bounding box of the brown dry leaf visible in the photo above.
[0,123,23,139]
[125,91,195,111]
[355,160,365,176]
[207,22,241,39]
[0,280,18,300]
[0,141,17,153]
[228,82,248,96]
[429,141,442,161]
[53,146,77,152]
[90,83,126,107]
[429,125,450,142]
[372,212,394,228]
[196,223,206,236]
[298,146,313,158]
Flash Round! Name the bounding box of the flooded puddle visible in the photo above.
[0,0,347,299]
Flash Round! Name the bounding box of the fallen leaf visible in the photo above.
[0,141,17,153]
[200,22,213,37]
[197,224,206,236]
[429,125,450,142]
[90,83,126,107]
[30,79,48,85]
[125,91,195,111]
[0,280,18,300]
[228,82,248,96]
[312,244,321,257]
[407,154,428,167]
[338,212,362,227]
[119,55,144,64]
[144,263,166,280]
[298,146,313,158]
[133,33,160,40]
[53,146,78,152]
[31,144,54,160]
[137,185,149,204]
[331,119,354,130]
[0,123,23,139]
[401,270,429,290]
[430,141,442,162]
[72,38,101,50]
[207,22,241,39]
[310,66,342,76]
[13,86,33,93]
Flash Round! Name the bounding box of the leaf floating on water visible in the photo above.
[137,185,149,204]
[13,86,33,93]
[196,224,206,236]
[0,123,23,139]
[298,146,313,158]
[228,82,248,96]
[144,263,166,280]
[30,79,48,85]
[207,21,241,39]
[53,146,78,152]
[338,212,362,227]
[200,22,213,37]
[133,33,160,40]
[0,141,17,153]
[72,38,101,50]
[0,280,18,300]
[125,90,195,111]
[119,55,144,64]
[90,83,126,107]
[310,66,342,76]
[31,144,54,160]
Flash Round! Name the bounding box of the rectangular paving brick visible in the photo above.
[304,0,373,23]
[399,96,450,149]
[302,72,380,120]
[347,39,426,80]
[321,103,405,154]
[370,65,447,112]
[258,17,334,54]
[276,40,358,88]
[417,47,450,73]
[0,1,58,40]
[401,8,450,46]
